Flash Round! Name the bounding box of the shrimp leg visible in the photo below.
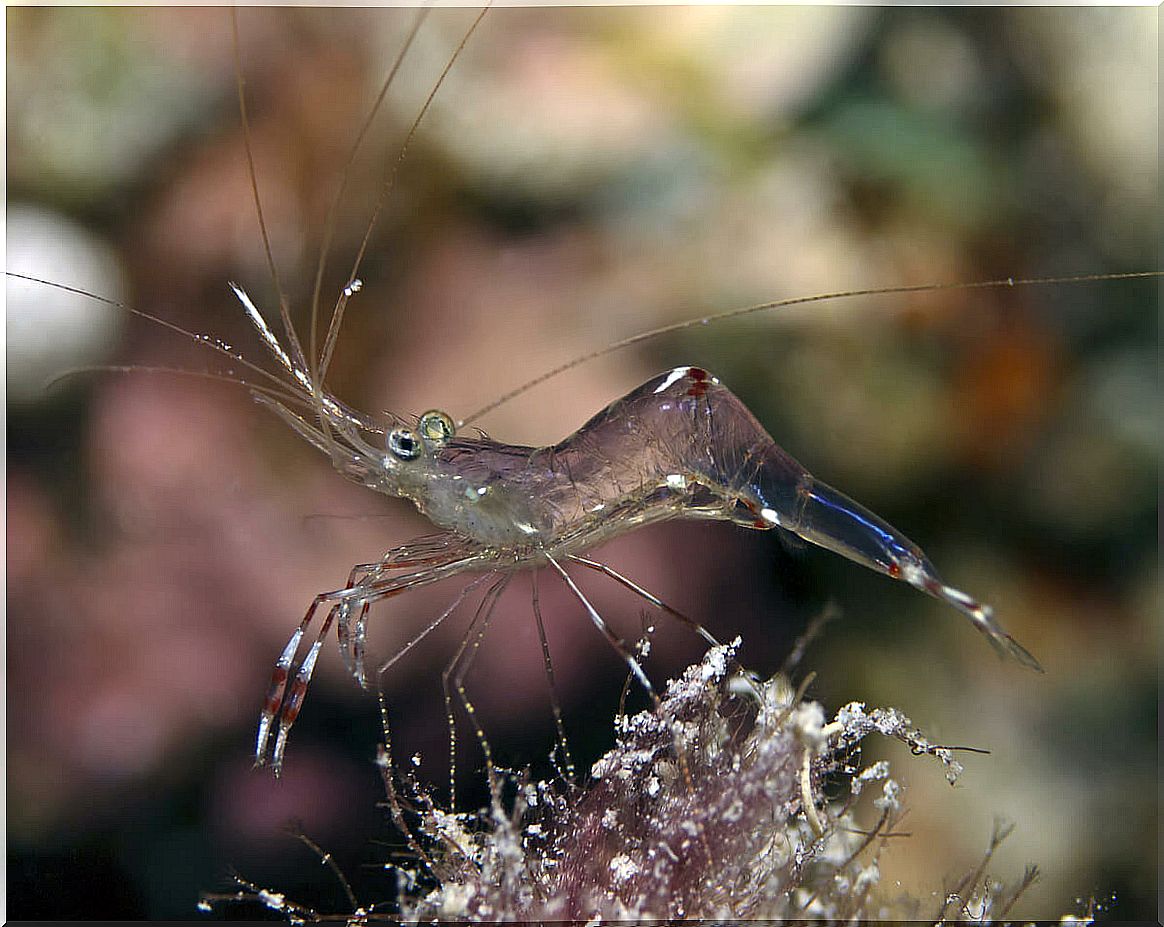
[569,554,722,649]
[546,553,718,865]
[531,572,576,783]
[256,546,491,772]
[375,574,492,683]
[442,575,509,806]
[269,603,340,774]
[342,537,487,685]
[256,590,343,769]
[257,556,444,764]
[334,561,396,684]
[570,554,765,704]
[545,555,654,699]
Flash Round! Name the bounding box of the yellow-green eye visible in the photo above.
[387,427,421,461]
[418,409,455,445]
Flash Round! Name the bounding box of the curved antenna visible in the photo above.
[46,364,303,406]
[317,5,491,389]
[10,272,396,440]
[458,270,1162,428]
[307,5,432,378]
[9,271,301,402]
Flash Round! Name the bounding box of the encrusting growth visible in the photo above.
[205,644,1062,922]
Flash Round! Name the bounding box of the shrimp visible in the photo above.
[8,7,1158,787]
[240,267,1044,771]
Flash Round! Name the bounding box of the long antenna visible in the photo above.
[307,5,432,379]
[8,271,397,435]
[9,271,301,403]
[230,9,309,377]
[317,4,491,389]
[458,270,1161,428]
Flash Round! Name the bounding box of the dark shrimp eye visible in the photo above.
[387,428,421,461]
[418,409,455,446]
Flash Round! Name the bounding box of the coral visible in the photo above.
[206,641,1069,923]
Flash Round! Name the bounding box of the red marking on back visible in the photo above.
[685,367,711,399]
[737,498,767,528]
[887,563,902,578]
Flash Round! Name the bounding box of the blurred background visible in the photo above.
[7,6,1158,920]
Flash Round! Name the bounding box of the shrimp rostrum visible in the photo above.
[239,277,1042,774]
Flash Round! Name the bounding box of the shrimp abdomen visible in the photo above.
[676,368,1044,672]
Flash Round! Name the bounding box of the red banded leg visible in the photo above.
[270,603,341,774]
[255,545,487,773]
[256,591,336,768]
[256,557,386,767]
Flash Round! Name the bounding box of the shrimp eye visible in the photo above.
[387,427,421,461]
[418,409,455,445]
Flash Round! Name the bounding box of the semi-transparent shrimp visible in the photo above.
[11,9,1157,783]
[238,263,1045,771]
